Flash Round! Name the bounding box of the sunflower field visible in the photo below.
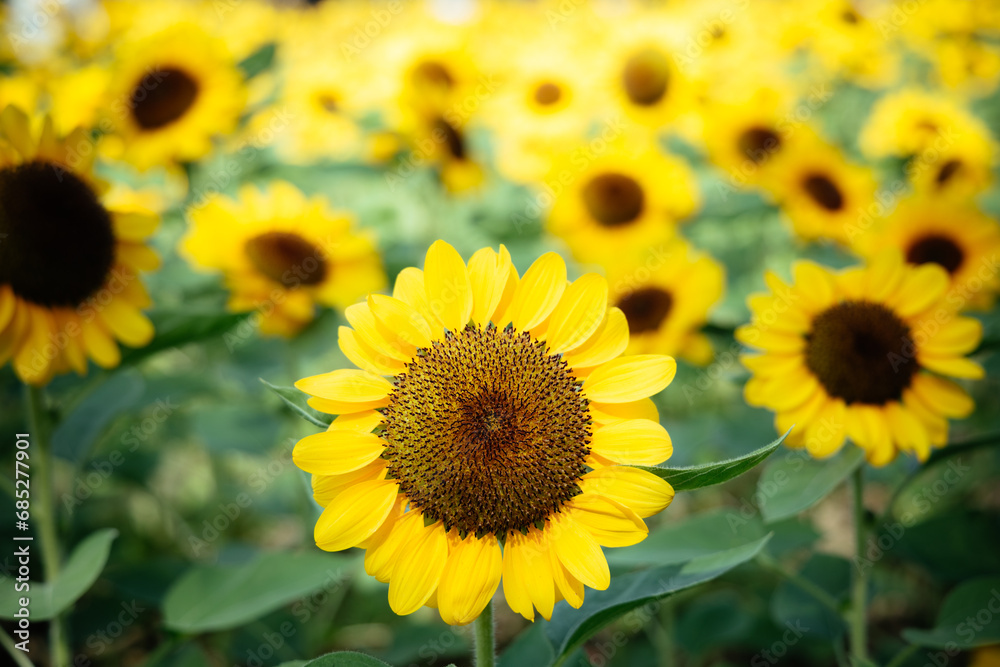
[1,0,1000,666]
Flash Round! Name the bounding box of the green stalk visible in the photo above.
[27,386,69,667]
[473,600,496,667]
[850,467,869,663]
[0,626,33,667]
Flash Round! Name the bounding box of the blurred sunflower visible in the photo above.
[0,106,159,385]
[605,238,725,364]
[182,182,386,337]
[859,89,995,162]
[547,143,699,264]
[765,140,876,244]
[738,253,983,465]
[853,197,1000,310]
[294,241,677,625]
[101,23,246,170]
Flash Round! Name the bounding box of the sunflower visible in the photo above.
[853,197,1000,310]
[182,182,385,337]
[293,241,677,625]
[0,106,159,385]
[737,252,983,465]
[100,23,246,170]
[605,238,725,365]
[858,89,995,163]
[546,142,699,265]
[764,140,876,245]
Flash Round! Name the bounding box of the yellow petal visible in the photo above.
[567,494,647,547]
[312,460,388,507]
[423,240,473,332]
[0,285,16,332]
[909,374,974,418]
[80,317,120,368]
[329,410,384,433]
[920,317,982,357]
[550,551,585,608]
[580,466,674,518]
[368,293,433,352]
[550,514,610,591]
[916,354,984,380]
[469,246,516,327]
[590,418,673,465]
[388,520,448,615]
[501,252,566,332]
[339,326,405,376]
[314,479,398,551]
[589,398,659,424]
[884,402,931,461]
[502,527,555,622]
[345,303,410,363]
[564,307,629,370]
[365,510,423,583]
[792,261,836,311]
[293,430,386,475]
[546,274,608,354]
[887,263,949,317]
[583,355,676,403]
[438,533,502,625]
[99,299,154,347]
[295,368,394,403]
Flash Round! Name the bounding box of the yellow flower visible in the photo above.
[859,89,995,162]
[182,182,386,337]
[853,197,1000,310]
[798,0,901,89]
[605,238,725,365]
[546,142,700,265]
[738,253,983,466]
[764,139,877,245]
[100,23,246,170]
[293,241,677,625]
[0,106,159,385]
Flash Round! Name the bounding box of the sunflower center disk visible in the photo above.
[622,49,669,106]
[583,173,645,227]
[906,234,964,274]
[617,287,673,334]
[805,301,917,405]
[130,67,200,131]
[802,174,845,211]
[381,325,592,537]
[245,231,327,288]
[0,161,115,307]
[738,127,781,163]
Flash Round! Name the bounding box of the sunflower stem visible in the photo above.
[849,466,869,663]
[473,600,496,667]
[0,625,33,667]
[27,386,70,667]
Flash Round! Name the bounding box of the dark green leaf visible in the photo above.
[547,535,772,664]
[120,310,248,366]
[903,576,1000,648]
[499,623,555,667]
[759,445,865,523]
[0,529,118,620]
[238,43,276,79]
[892,512,1000,582]
[297,652,393,666]
[162,551,349,633]
[52,369,145,463]
[260,378,332,428]
[770,554,850,639]
[637,430,788,491]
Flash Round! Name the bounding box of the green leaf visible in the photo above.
[260,378,332,428]
[499,623,555,667]
[120,310,248,366]
[770,554,850,639]
[0,528,118,620]
[637,430,788,491]
[759,444,865,523]
[606,509,766,569]
[238,42,276,79]
[546,535,772,665]
[294,652,392,667]
[903,576,1000,648]
[162,551,349,633]
[52,369,145,463]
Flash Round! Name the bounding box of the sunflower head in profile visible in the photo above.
[182,181,386,338]
[101,23,246,170]
[764,139,876,245]
[738,252,983,466]
[547,143,700,265]
[605,238,725,365]
[0,106,160,385]
[293,241,677,625]
[854,197,1000,310]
